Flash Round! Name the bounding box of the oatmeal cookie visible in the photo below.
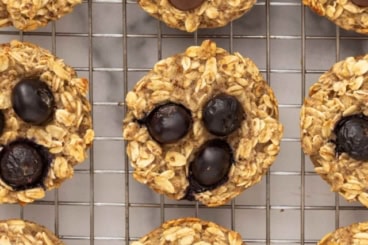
[318,222,368,245]
[137,0,256,32]
[0,219,64,244]
[0,0,81,31]
[123,40,283,207]
[131,217,245,245]
[303,0,368,34]
[0,40,94,204]
[300,54,368,207]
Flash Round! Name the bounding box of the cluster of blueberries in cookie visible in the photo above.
[140,93,244,200]
[0,78,54,191]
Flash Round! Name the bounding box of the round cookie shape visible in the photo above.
[0,0,81,31]
[123,40,283,207]
[300,54,368,207]
[0,219,64,244]
[131,217,246,245]
[0,40,94,204]
[137,0,256,32]
[303,0,368,34]
[318,222,368,244]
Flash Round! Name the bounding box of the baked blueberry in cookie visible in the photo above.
[190,139,232,188]
[301,54,368,207]
[203,94,244,137]
[0,40,94,204]
[184,139,233,200]
[123,40,283,207]
[334,114,368,161]
[144,103,192,144]
[12,78,55,125]
[168,0,205,11]
[351,0,368,6]
[0,140,51,191]
[137,0,256,32]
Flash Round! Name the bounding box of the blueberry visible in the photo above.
[334,114,368,161]
[352,0,368,7]
[0,141,49,190]
[190,139,232,187]
[0,111,4,135]
[168,0,205,11]
[146,103,192,144]
[203,94,244,137]
[12,78,55,125]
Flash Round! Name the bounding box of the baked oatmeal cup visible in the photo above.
[301,54,368,207]
[132,217,245,245]
[137,0,256,32]
[318,222,368,244]
[123,40,283,207]
[0,40,94,204]
[0,0,82,31]
[304,0,368,34]
[0,219,64,244]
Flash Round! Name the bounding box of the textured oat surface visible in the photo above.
[0,40,94,204]
[0,0,81,31]
[300,54,368,207]
[123,40,283,207]
[303,0,368,34]
[0,219,64,244]
[131,217,245,245]
[318,222,368,245]
[137,0,256,32]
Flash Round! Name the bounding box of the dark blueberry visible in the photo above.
[168,0,205,11]
[0,141,49,190]
[334,114,368,161]
[203,94,244,137]
[352,0,368,7]
[146,103,192,144]
[12,78,55,125]
[0,111,4,135]
[190,139,232,187]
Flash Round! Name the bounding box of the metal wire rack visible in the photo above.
[1,0,368,244]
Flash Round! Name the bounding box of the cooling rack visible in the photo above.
[0,0,368,244]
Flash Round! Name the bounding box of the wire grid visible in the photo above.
[0,0,368,244]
